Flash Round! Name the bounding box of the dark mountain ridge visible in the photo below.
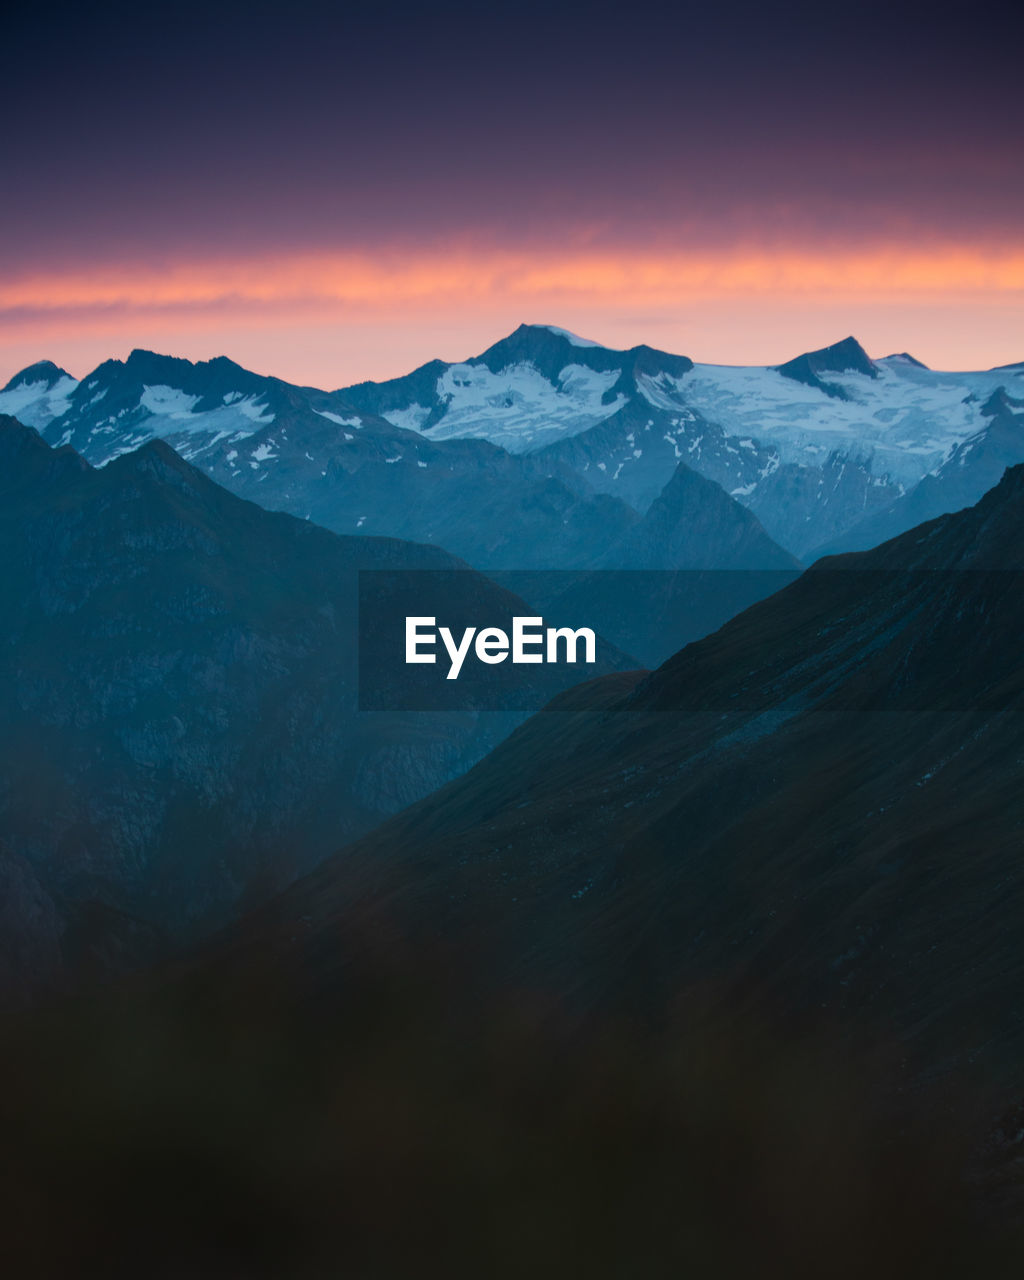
[242,464,1024,1101]
[0,415,581,999]
[599,462,800,570]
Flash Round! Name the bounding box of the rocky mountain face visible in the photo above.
[597,461,799,570]
[251,463,1024,1098]
[0,415,596,999]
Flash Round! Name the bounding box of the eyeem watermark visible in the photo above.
[359,567,800,711]
[406,616,597,680]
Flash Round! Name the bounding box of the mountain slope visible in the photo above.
[252,464,1024,1093]
[598,461,800,570]
[814,386,1024,555]
[775,334,879,396]
[484,464,801,667]
[0,416,590,998]
[341,323,694,452]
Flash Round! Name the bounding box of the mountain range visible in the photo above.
[0,345,783,575]
[4,326,1021,566]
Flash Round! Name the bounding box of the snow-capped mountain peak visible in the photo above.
[0,360,79,429]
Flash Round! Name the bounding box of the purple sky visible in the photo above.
[2,0,1021,382]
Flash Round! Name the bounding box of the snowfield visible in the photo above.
[673,357,1023,488]
[419,360,627,451]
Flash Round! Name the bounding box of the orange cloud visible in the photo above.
[3,243,1024,316]
[2,241,1022,384]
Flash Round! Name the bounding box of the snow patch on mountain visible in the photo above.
[382,404,432,432]
[425,360,626,451]
[140,385,202,417]
[139,385,275,432]
[236,396,274,422]
[316,410,362,429]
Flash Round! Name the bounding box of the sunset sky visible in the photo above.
[3,0,1021,385]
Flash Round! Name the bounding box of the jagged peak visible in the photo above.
[774,336,877,399]
[123,348,203,377]
[472,326,694,387]
[479,323,600,358]
[623,343,694,378]
[778,336,877,378]
[981,387,1024,417]
[107,437,210,489]
[116,350,256,382]
[119,436,194,470]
